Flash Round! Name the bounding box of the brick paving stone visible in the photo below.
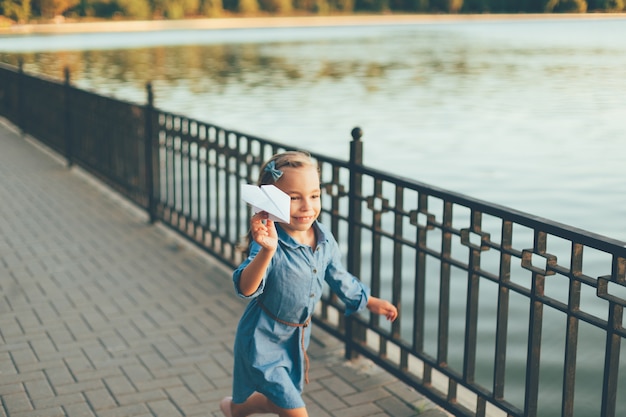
[96,404,151,417]
[9,407,65,417]
[102,376,135,398]
[308,390,347,413]
[131,375,183,392]
[0,352,18,375]
[334,403,385,417]
[164,386,199,407]
[1,371,46,386]
[2,392,32,414]
[0,119,450,417]
[180,373,212,396]
[33,393,86,410]
[0,383,24,397]
[344,387,391,407]
[375,395,419,417]
[63,402,96,417]
[83,388,117,412]
[114,390,167,407]
[318,376,357,397]
[24,378,55,402]
[54,380,105,397]
[146,399,183,417]
[45,367,76,388]
[419,409,453,417]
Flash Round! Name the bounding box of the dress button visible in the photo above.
[310,293,315,298]
[312,268,317,274]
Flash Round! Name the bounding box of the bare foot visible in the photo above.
[220,396,233,417]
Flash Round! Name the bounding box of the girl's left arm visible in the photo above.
[367,296,398,322]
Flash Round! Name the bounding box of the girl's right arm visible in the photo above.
[238,213,278,296]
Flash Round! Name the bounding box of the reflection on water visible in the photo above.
[1,19,625,416]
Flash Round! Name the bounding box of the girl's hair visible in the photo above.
[257,151,319,186]
[238,151,319,256]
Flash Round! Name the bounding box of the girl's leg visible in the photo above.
[225,392,308,417]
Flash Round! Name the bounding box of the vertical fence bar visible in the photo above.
[414,193,429,353]
[562,243,582,417]
[493,220,512,399]
[600,256,625,417]
[524,231,547,417]
[145,82,156,223]
[224,134,233,259]
[438,201,453,367]
[17,58,24,136]
[370,178,383,329]
[346,126,363,360]
[601,303,621,417]
[64,67,73,167]
[205,138,212,245]
[464,211,482,384]
[392,186,403,340]
[196,130,203,239]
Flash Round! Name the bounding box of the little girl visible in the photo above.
[221,151,398,417]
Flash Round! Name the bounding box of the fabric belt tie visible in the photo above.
[257,299,312,384]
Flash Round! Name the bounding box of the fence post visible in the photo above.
[64,67,73,167]
[145,82,157,224]
[17,58,24,136]
[345,126,364,360]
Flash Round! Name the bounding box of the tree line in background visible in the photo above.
[1,0,624,26]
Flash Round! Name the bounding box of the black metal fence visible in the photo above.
[1,61,625,417]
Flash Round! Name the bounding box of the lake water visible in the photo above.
[1,16,625,416]
[1,17,625,243]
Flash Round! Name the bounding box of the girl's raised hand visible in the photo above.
[251,212,278,251]
[367,297,398,322]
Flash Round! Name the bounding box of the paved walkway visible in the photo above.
[0,119,449,417]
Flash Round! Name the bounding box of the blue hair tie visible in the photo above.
[264,160,283,182]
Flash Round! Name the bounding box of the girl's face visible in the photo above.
[275,165,321,235]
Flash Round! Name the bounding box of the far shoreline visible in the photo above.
[2,12,625,35]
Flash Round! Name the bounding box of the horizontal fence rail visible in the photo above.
[1,62,624,417]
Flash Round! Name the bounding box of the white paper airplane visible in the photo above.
[241,184,291,223]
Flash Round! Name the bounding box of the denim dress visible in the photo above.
[231,221,370,409]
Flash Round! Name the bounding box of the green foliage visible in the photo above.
[65,0,119,17]
[237,0,259,12]
[355,0,388,11]
[314,0,329,12]
[447,0,462,10]
[461,0,488,11]
[32,0,80,17]
[293,0,340,12]
[290,0,361,11]
[429,0,462,10]
[3,0,625,22]
[544,0,587,11]
[116,0,151,18]
[258,0,292,12]
[588,0,624,9]
[389,0,427,10]
[166,1,182,16]
[173,0,200,17]
[413,0,429,10]
[1,0,31,21]
[330,0,351,11]
[201,0,222,15]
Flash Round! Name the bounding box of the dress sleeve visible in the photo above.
[323,236,370,316]
[232,242,267,299]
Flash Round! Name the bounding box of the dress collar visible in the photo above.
[276,221,328,249]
